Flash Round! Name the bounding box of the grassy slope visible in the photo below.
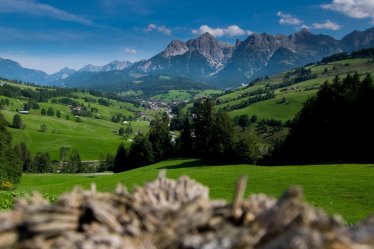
[2,110,149,160]
[13,159,374,224]
[152,89,223,103]
[0,87,148,160]
[217,58,374,121]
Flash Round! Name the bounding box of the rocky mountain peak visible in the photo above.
[187,32,220,50]
[186,32,227,68]
[299,27,310,34]
[102,60,132,71]
[163,40,188,58]
[79,64,102,72]
[59,67,75,73]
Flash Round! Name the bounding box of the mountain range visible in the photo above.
[1,27,374,89]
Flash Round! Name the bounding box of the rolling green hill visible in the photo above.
[0,81,150,160]
[2,159,373,224]
[215,58,374,122]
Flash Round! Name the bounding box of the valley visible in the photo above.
[1,27,374,232]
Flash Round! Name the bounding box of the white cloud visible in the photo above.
[321,0,374,23]
[144,24,172,35]
[192,25,253,38]
[312,20,342,30]
[0,0,92,25]
[124,48,137,55]
[277,11,303,25]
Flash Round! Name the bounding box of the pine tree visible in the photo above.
[11,114,24,129]
[14,142,32,172]
[113,143,128,173]
[0,112,22,184]
[148,112,172,161]
[128,133,154,168]
[47,107,55,116]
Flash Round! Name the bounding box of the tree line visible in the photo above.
[113,98,264,173]
[321,47,374,64]
[268,73,374,164]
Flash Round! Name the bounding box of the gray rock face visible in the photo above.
[131,32,234,79]
[342,27,374,52]
[213,29,343,87]
[49,67,76,82]
[2,28,374,88]
[79,61,132,72]
[101,60,133,72]
[163,40,189,58]
[131,27,374,88]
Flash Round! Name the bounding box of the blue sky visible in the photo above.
[0,0,373,73]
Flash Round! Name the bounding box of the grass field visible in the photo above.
[0,91,149,160]
[3,159,373,224]
[228,90,317,121]
[153,90,223,103]
[1,109,149,160]
[217,58,374,121]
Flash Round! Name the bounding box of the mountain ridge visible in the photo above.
[1,27,374,89]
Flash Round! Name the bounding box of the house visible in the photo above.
[19,110,29,114]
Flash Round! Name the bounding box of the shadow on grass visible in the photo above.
[156,159,234,170]
[156,160,205,170]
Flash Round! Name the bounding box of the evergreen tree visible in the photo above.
[47,107,55,116]
[207,112,235,162]
[148,112,172,161]
[11,114,24,129]
[269,73,374,164]
[192,98,214,156]
[232,133,262,164]
[125,125,133,137]
[98,153,114,172]
[128,133,154,168]
[32,152,52,173]
[119,127,125,136]
[41,108,46,116]
[0,112,22,184]
[59,147,70,162]
[238,114,250,131]
[14,142,32,172]
[113,143,128,173]
[69,149,82,173]
[56,110,61,118]
[250,115,258,123]
[177,117,194,156]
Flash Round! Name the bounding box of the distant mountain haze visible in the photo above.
[1,27,374,89]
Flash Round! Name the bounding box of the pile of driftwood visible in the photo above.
[0,171,373,249]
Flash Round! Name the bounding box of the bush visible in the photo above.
[47,107,55,116]
[11,114,24,129]
[0,181,14,190]
[39,124,48,132]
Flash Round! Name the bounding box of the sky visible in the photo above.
[0,0,374,74]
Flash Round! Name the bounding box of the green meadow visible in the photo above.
[215,58,374,121]
[3,159,373,224]
[0,90,149,160]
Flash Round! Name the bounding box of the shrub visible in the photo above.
[11,114,24,129]
[39,124,48,132]
[0,181,14,190]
